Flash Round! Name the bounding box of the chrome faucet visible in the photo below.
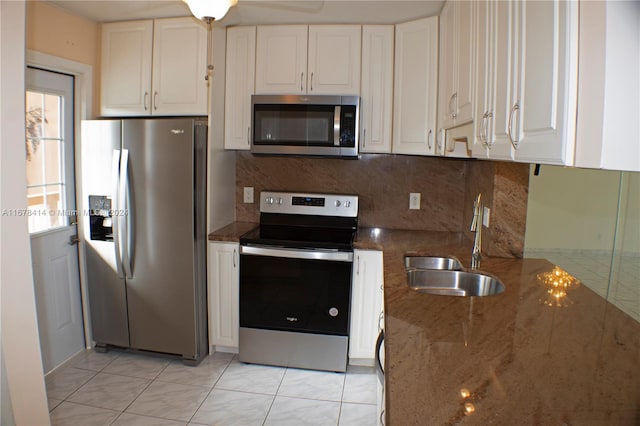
[470,194,483,270]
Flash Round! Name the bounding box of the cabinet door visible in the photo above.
[101,20,153,116]
[307,25,362,95]
[438,1,455,132]
[152,17,208,116]
[471,0,493,158]
[513,0,578,165]
[455,1,475,124]
[209,242,239,349]
[487,0,518,161]
[392,17,439,155]
[224,26,256,150]
[349,250,384,365]
[255,25,308,94]
[360,26,394,153]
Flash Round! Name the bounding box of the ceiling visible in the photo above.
[48,0,445,26]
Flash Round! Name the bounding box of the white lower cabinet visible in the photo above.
[208,242,239,352]
[349,250,384,366]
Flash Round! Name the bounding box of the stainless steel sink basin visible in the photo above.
[404,256,463,271]
[406,269,505,297]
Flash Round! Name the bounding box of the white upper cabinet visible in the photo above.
[224,26,256,150]
[359,25,394,154]
[101,17,208,117]
[392,17,439,155]
[101,20,153,116]
[255,25,308,94]
[438,1,475,133]
[255,25,361,95]
[574,1,639,172]
[511,0,578,165]
[474,0,578,165]
[307,26,362,94]
[151,18,208,115]
[471,0,493,159]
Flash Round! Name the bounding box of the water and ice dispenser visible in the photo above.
[88,195,113,241]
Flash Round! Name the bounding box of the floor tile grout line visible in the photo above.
[260,364,289,426]
[186,353,235,425]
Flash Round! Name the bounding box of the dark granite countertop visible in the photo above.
[210,223,640,424]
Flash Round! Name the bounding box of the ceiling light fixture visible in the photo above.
[182,0,238,83]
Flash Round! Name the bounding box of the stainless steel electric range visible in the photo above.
[239,191,359,372]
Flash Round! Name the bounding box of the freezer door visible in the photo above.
[80,120,130,348]
[122,118,207,359]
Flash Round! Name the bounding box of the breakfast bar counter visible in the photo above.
[354,228,640,425]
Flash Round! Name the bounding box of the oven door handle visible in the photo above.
[240,245,353,262]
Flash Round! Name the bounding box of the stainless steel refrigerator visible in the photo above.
[80,118,208,364]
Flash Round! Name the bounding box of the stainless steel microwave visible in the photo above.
[251,95,359,158]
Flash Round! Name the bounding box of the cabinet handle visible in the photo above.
[300,72,304,92]
[247,127,251,146]
[144,92,149,111]
[438,128,444,152]
[233,249,237,268]
[508,103,520,150]
[356,255,360,275]
[153,91,158,111]
[427,129,433,150]
[485,111,493,148]
[310,72,314,91]
[362,128,366,148]
[378,310,384,331]
[449,93,458,119]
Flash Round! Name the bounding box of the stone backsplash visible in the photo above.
[235,152,529,257]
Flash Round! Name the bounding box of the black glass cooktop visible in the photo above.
[240,213,357,251]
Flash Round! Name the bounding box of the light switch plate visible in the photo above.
[409,193,421,210]
[243,187,254,203]
[483,206,490,227]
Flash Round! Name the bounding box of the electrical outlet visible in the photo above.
[243,187,254,203]
[409,193,421,210]
[483,206,490,227]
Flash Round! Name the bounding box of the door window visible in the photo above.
[25,69,74,233]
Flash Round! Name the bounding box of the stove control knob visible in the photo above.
[334,200,341,207]
[329,307,339,317]
[344,201,351,208]
[277,197,283,205]
[266,197,274,205]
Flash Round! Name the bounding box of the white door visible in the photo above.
[26,67,85,374]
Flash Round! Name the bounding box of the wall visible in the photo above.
[524,166,620,251]
[235,152,530,257]
[26,1,100,117]
[1,1,51,423]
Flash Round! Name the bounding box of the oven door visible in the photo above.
[239,245,353,336]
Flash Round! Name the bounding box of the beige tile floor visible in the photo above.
[46,350,378,426]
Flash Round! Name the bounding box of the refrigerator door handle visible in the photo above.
[119,149,133,279]
[112,150,125,278]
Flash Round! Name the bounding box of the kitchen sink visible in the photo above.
[406,269,505,297]
[404,256,463,271]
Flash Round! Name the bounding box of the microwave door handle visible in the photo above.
[334,105,341,146]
